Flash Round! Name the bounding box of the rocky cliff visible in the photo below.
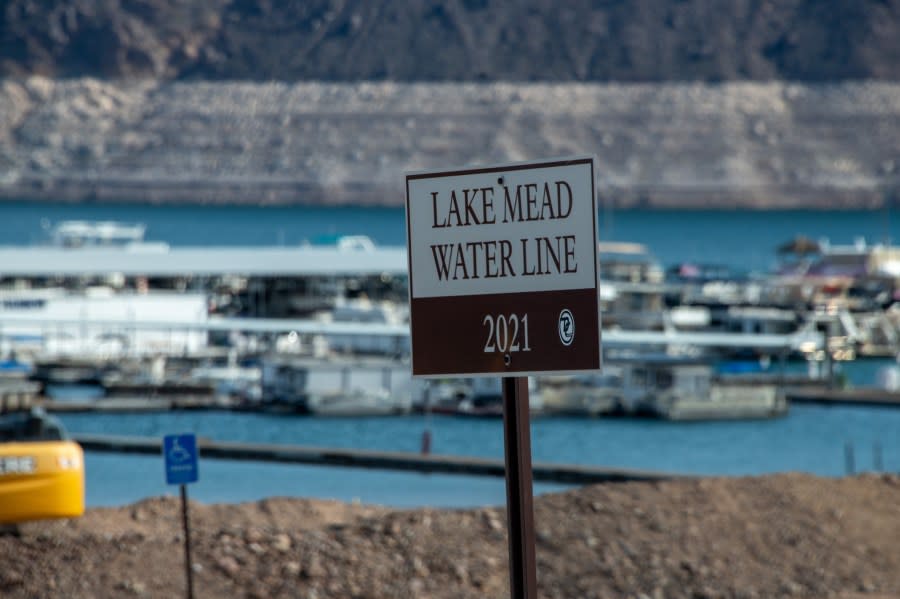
[2,1,900,207]
[1,78,898,207]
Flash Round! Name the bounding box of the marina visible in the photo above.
[4,212,900,422]
[786,386,900,408]
[1,204,900,508]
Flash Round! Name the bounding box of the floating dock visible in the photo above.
[786,386,900,408]
[39,396,235,413]
[73,433,684,485]
[0,380,41,413]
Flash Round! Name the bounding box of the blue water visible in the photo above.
[1,200,897,273]
[3,200,899,506]
[59,402,899,508]
[0,201,407,250]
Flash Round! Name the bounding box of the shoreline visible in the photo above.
[0,182,891,210]
[2,78,898,212]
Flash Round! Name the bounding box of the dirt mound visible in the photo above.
[1,472,899,598]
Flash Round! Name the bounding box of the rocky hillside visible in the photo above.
[1,1,899,207]
[2,0,900,82]
[1,77,898,207]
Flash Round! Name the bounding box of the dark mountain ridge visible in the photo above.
[3,0,900,82]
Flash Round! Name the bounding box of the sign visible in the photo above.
[405,156,601,377]
[163,433,199,485]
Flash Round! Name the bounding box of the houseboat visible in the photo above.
[259,355,419,415]
[538,372,622,417]
[616,355,788,421]
[48,220,147,248]
[0,288,209,359]
[597,242,669,330]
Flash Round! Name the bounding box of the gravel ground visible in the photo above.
[1,472,899,598]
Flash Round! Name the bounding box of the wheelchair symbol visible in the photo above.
[168,437,192,463]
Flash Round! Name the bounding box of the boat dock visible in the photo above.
[39,395,235,413]
[0,380,41,413]
[73,433,683,485]
[32,381,900,415]
[786,386,900,408]
[7,224,900,421]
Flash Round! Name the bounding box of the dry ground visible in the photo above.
[2,473,899,598]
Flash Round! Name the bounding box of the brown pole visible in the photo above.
[502,376,538,599]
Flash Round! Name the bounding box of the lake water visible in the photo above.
[59,400,899,508]
[3,200,899,507]
[1,200,897,274]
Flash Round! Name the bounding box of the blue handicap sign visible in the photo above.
[163,434,199,485]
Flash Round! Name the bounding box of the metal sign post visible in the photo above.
[164,433,199,599]
[179,484,194,599]
[405,157,602,599]
[502,376,537,599]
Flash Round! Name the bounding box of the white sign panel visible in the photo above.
[406,159,597,298]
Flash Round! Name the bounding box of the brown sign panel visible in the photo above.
[410,289,600,376]
[405,157,601,377]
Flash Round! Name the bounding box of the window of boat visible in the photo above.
[630,368,647,389]
[629,293,644,312]
[671,368,701,393]
[691,374,711,394]
[655,369,674,390]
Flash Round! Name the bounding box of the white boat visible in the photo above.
[0,289,209,359]
[425,377,542,417]
[306,388,410,417]
[260,355,418,415]
[190,350,262,402]
[538,372,622,417]
[48,220,147,247]
[314,296,411,355]
[597,242,669,331]
[616,355,788,421]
